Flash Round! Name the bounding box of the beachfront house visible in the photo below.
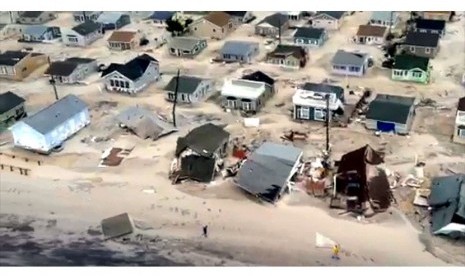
[219,40,259,63]
[220,78,273,112]
[0,50,48,81]
[310,11,345,30]
[16,11,56,25]
[369,11,399,28]
[107,31,140,51]
[164,75,213,104]
[292,27,328,48]
[400,31,440,59]
[364,94,416,135]
[453,97,465,145]
[61,21,103,47]
[96,12,131,31]
[331,50,371,77]
[420,11,453,21]
[414,19,446,37]
[167,37,207,58]
[0,91,26,128]
[44,57,97,85]
[354,25,387,45]
[146,11,176,27]
[265,44,308,69]
[72,11,102,23]
[255,13,290,38]
[189,11,234,40]
[9,94,90,154]
[224,11,255,25]
[20,25,61,43]
[391,54,431,84]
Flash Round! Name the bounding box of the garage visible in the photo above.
[377,121,395,133]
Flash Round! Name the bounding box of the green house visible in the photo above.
[391,54,431,84]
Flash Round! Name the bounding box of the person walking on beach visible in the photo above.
[331,244,341,260]
[202,225,208,238]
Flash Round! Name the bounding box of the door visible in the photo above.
[377,121,395,133]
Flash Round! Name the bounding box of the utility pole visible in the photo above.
[278,17,282,45]
[325,94,330,154]
[47,57,59,101]
[9,12,14,24]
[388,11,393,37]
[82,11,87,22]
[171,69,180,127]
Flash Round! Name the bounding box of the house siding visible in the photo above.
[331,63,366,77]
[401,44,439,58]
[255,22,290,38]
[222,46,258,63]
[61,28,103,47]
[104,62,159,94]
[165,80,213,104]
[294,35,326,48]
[108,39,138,51]
[355,35,385,45]
[391,68,430,84]
[266,56,302,69]
[51,61,97,84]
[221,84,272,112]
[190,20,233,40]
[311,17,340,30]
[169,41,207,57]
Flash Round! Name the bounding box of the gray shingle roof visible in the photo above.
[293,27,325,39]
[331,50,368,66]
[117,106,177,139]
[21,94,88,135]
[315,11,345,20]
[404,31,440,48]
[164,75,205,94]
[0,91,25,114]
[24,25,49,36]
[72,21,101,36]
[257,13,289,28]
[97,12,125,24]
[220,40,258,56]
[366,94,415,124]
[0,51,30,66]
[168,37,205,51]
[302,82,344,98]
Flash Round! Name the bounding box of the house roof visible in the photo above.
[331,50,368,66]
[404,31,440,48]
[366,94,416,124]
[101,54,158,81]
[268,44,306,60]
[20,11,44,18]
[220,40,258,56]
[458,97,465,112]
[257,13,289,28]
[64,57,95,64]
[393,54,430,71]
[147,11,175,21]
[72,11,101,17]
[0,51,30,66]
[314,11,345,20]
[203,11,231,27]
[429,174,465,234]
[168,37,206,51]
[301,82,344,98]
[101,213,133,239]
[97,12,125,24]
[117,106,177,140]
[24,25,49,36]
[293,27,325,39]
[237,142,302,203]
[370,11,397,22]
[175,123,230,157]
[221,79,266,99]
[242,71,275,86]
[164,75,205,94]
[72,21,101,36]
[21,94,88,135]
[44,61,79,77]
[415,18,446,31]
[356,25,387,37]
[224,11,248,18]
[0,91,25,114]
[108,31,137,43]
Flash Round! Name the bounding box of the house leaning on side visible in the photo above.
[400,31,440,59]
[369,11,399,28]
[255,13,290,38]
[0,91,26,129]
[354,25,387,45]
[164,75,213,104]
[391,54,431,84]
[189,11,234,40]
[293,82,345,122]
[9,94,90,154]
[0,51,48,81]
[236,142,303,203]
[174,123,230,183]
[101,54,160,95]
[452,97,465,144]
[292,27,328,48]
[310,11,345,30]
[331,50,371,77]
[167,37,207,58]
[265,44,308,69]
[107,31,140,51]
[44,57,97,85]
[20,25,61,43]
[219,40,259,63]
[96,12,131,31]
[364,94,416,135]
[61,21,103,47]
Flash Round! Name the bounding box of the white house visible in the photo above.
[9,94,90,154]
[164,75,213,104]
[453,97,465,144]
[220,79,272,112]
[311,11,345,30]
[61,21,103,47]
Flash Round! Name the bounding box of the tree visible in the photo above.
[166,18,193,37]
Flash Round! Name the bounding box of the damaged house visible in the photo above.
[116,106,177,140]
[173,123,230,183]
[335,144,392,213]
[428,174,465,237]
[236,142,303,203]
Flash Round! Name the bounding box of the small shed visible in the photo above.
[101,213,134,239]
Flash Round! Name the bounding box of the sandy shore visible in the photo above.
[0,172,450,266]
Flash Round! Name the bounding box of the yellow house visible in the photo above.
[0,50,48,81]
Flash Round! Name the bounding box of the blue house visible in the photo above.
[21,25,61,42]
[96,12,131,31]
[146,11,175,27]
[9,94,90,154]
[292,27,327,48]
[219,40,259,63]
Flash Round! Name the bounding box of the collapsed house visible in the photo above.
[116,106,177,140]
[334,144,392,212]
[235,142,303,203]
[428,174,465,238]
[172,123,230,183]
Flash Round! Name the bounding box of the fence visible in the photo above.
[0,163,31,176]
[0,152,42,165]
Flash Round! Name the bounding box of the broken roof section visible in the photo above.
[117,106,177,140]
[175,123,230,157]
[101,213,133,239]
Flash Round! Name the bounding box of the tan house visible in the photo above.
[453,97,465,144]
[420,11,452,21]
[354,25,388,45]
[189,11,234,40]
[107,31,140,51]
[0,50,48,81]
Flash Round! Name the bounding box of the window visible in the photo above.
[226,99,236,108]
[168,93,175,101]
[393,70,403,76]
[412,71,423,78]
[181,94,186,101]
[425,47,431,54]
[67,35,78,42]
[410,46,415,53]
[299,107,310,119]
[349,66,360,72]
[295,38,304,44]
[314,108,326,121]
[458,127,465,137]
[0,66,7,75]
[419,29,427,33]
[194,27,197,31]
[213,29,216,32]
[110,79,115,86]
[124,81,129,88]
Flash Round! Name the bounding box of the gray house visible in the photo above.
[414,19,446,37]
[219,40,259,63]
[72,11,102,23]
[369,11,399,27]
[61,21,103,47]
[164,75,213,104]
[365,94,416,135]
[331,50,371,77]
[0,91,26,127]
[400,31,440,58]
[96,12,131,31]
[292,27,328,48]
[16,11,56,25]
[168,37,207,57]
[221,79,273,112]
[255,13,290,38]
[44,57,97,84]
[20,25,61,42]
[101,54,160,95]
